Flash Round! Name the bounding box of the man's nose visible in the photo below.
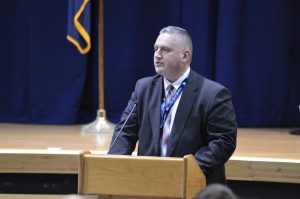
[154,50,162,58]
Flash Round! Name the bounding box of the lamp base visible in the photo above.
[81,109,115,134]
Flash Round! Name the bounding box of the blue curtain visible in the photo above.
[0,0,299,127]
[0,0,98,124]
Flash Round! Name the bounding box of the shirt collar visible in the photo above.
[163,67,190,91]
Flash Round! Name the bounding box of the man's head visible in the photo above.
[154,26,193,82]
[193,184,238,199]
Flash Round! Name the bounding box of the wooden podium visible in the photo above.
[0,149,205,199]
[80,154,206,199]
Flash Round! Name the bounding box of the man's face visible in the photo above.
[153,33,184,82]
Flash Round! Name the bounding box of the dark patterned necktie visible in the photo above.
[161,85,174,156]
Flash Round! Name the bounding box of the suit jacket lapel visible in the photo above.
[148,76,163,155]
[166,71,200,156]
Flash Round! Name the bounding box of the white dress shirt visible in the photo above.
[161,67,190,156]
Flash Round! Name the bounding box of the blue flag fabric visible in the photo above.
[67,0,91,54]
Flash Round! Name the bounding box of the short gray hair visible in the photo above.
[159,26,193,59]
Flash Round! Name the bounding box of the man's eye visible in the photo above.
[162,48,171,52]
[154,47,171,53]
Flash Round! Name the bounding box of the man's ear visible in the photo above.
[182,49,191,63]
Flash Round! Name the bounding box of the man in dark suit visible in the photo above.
[108,26,237,184]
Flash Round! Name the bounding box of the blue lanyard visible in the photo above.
[160,77,189,128]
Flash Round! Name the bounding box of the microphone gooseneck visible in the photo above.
[108,103,137,153]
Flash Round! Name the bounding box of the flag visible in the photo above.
[67,0,91,54]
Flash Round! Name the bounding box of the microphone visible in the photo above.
[108,103,137,153]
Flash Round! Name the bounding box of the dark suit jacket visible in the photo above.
[109,70,237,184]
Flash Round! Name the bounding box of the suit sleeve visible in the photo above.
[195,88,237,176]
[107,81,140,155]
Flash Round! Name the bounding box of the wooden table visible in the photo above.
[0,124,109,199]
[0,123,300,196]
[226,128,300,183]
